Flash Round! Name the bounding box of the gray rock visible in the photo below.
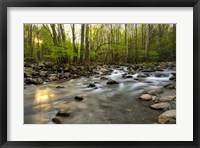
[159,96,175,102]
[137,73,147,78]
[52,117,63,124]
[38,63,45,68]
[48,74,58,81]
[44,62,53,68]
[169,76,176,81]
[25,78,37,84]
[107,79,119,85]
[56,109,70,117]
[150,102,170,110]
[36,77,44,84]
[158,109,176,124]
[64,72,70,78]
[100,76,108,80]
[148,89,163,95]
[24,67,33,78]
[139,94,152,101]
[39,71,48,77]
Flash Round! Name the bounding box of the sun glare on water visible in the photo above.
[34,88,56,104]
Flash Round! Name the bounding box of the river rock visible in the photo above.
[63,67,70,72]
[64,72,70,78]
[56,85,65,88]
[56,109,70,117]
[39,71,48,77]
[148,89,163,95]
[125,75,133,79]
[155,72,169,78]
[88,83,96,88]
[38,63,45,68]
[137,73,147,78]
[25,78,37,84]
[74,96,84,101]
[24,67,33,78]
[159,96,175,102]
[52,117,63,124]
[158,109,176,124]
[128,68,135,74]
[139,94,152,101]
[100,76,108,80]
[36,77,44,84]
[171,72,176,76]
[107,79,119,85]
[150,102,170,110]
[169,76,176,81]
[48,74,58,81]
[44,62,53,68]
[99,68,110,75]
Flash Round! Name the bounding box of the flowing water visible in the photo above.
[24,67,175,124]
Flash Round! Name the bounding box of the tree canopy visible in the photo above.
[24,24,176,66]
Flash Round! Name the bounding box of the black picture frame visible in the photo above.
[0,0,199,147]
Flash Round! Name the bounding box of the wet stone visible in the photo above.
[56,85,65,88]
[107,79,119,85]
[139,94,152,101]
[88,83,96,88]
[52,117,63,124]
[74,96,84,101]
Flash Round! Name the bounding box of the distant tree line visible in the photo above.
[24,24,176,67]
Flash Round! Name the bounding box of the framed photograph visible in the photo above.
[0,0,199,147]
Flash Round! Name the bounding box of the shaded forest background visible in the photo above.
[24,24,176,68]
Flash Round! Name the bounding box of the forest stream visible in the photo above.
[24,66,175,124]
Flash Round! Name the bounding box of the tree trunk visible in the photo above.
[59,24,66,43]
[80,24,85,64]
[71,24,78,64]
[85,24,90,70]
[172,24,176,61]
[57,24,62,45]
[50,24,58,46]
[125,24,128,63]
[135,24,138,64]
[28,24,33,56]
[145,25,150,61]
[127,24,134,63]
[158,24,162,50]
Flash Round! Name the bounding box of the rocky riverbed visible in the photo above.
[24,60,176,124]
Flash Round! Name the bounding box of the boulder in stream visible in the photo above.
[88,83,96,88]
[56,109,70,117]
[150,102,170,110]
[139,94,152,101]
[158,109,176,124]
[74,96,84,101]
[159,96,175,102]
[137,73,147,78]
[107,79,119,85]
[169,76,176,81]
[148,89,163,95]
[52,117,63,124]
[56,85,65,88]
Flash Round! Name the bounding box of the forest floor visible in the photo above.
[24,60,176,124]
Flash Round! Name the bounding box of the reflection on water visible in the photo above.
[34,88,56,104]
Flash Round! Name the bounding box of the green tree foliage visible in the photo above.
[24,24,176,66]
